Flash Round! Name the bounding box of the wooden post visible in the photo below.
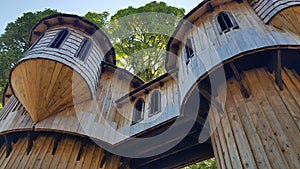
[208,67,300,169]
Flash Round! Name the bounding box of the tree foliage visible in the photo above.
[0,9,58,106]
[0,1,185,107]
[83,11,109,30]
[109,1,185,81]
[183,158,217,169]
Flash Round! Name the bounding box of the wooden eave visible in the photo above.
[115,68,178,105]
[29,13,116,65]
[165,0,236,71]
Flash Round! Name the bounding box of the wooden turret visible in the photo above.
[9,14,116,123]
[167,0,300,168]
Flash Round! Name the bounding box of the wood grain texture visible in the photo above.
[209,67,300,169]
[0,134,121,169]
[10,59,91,123]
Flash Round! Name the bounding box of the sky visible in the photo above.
[0,0,201,34]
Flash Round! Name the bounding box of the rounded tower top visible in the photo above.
[29,13,116,65]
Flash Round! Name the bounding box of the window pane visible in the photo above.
[49,29,69,48]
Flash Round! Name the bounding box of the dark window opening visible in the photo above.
[216,11,238,34]
[49,29,69,48]
[132,98,145,125]
[185,38,194,64]
[28,33,44,51]
[149,91,161,116]
[75,38,92,61]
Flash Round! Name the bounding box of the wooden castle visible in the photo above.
[1,0,300,168]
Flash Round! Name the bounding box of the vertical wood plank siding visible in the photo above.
[209,67,300,169]
[0,134,121,169]
[178,1,300,105]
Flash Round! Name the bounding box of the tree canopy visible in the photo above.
[0,1,184,106]
[0,9,58,107]
[109,1,185,81]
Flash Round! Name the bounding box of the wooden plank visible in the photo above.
[31,135,54,169]
[229,73,273,169]
[243,68,293,168]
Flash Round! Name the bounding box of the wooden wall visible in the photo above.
[177,1,300,105]
[115,77,180,137]
[0,133,121,169]
[209,67,300,169]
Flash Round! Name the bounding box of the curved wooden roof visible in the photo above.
[29,13,116,65]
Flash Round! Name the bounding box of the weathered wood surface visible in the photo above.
[177,1,300,105]
[209,67,300,169]
[269,5,300,34]
[0,134,121,169]
[0,68,180,145]
[24,28,104,96]
[247,0,300,23]
[10,59,91,123]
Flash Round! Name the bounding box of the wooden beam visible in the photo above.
[119,158,130,169]
[143,89,149,94]
[158,81,164,87]
[73,19,81,27]
[4,135,12,157]
[207,2,214,12]
[198,88,223,114]
[235,0,243,3]
[52,133,62,155]
[76,138,86,161]
[100,151,111,168]
[26,131,34,155]
[57,17,64,25]
[43,21,51,28]
[229,62,250,98]
[275,50,283,90]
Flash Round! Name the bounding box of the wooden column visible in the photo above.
[208,67,300,169]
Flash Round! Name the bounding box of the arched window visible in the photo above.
[75,38,92,61]
[132,98,145,125]
[184,38,194,64]
[216,11,238,34]
[49,29,69,48]
[149,90,161,116]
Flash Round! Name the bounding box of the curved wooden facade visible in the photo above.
[209,66,300,169]
[1,0,300,168]
[9,14,116,123]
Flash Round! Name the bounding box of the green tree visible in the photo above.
[109,1,185,81]
[83,11,109,30]
[184,158,217,169]
[0,9,58,106]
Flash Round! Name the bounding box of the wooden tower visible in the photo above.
[9,14,116,123]
[1,0,300,168]
[166,0,300,168]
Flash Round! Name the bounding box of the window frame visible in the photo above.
[149,90,161,117]
[48,29,69,48]
[75,38,92,62]
[28,33,45,51]
[132,98,145,125]
[216,11,238,35]
[184,38,194,64]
